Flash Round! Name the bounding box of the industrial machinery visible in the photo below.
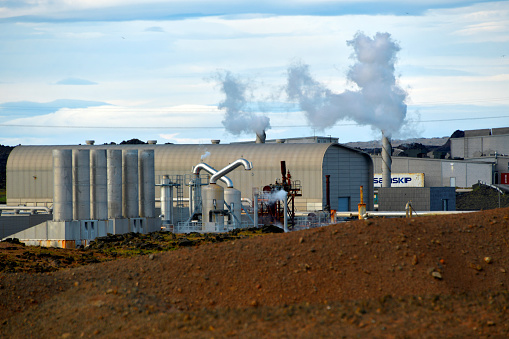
[257,161,302,229]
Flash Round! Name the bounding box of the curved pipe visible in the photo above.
[193,163,233,187]
[210,158,252,185]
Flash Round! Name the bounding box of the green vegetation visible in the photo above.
[0,188,5,204]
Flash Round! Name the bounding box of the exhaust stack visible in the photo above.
[382,132,392,188]
[255,131,266,143]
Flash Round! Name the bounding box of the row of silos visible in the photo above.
[53,148,156,222]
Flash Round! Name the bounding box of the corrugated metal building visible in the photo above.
[371,156,493,188]
[6,143,373,212]
[450,128,509,185]
[451,128,509,159]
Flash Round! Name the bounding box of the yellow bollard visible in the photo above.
[358,186,366,219]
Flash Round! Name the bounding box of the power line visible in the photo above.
[1,96,508,112]
[1,115,508,129]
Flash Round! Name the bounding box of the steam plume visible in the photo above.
[263,189,288,203]
[201,151,210,161]
[214,70,270,136]
[286,32,407,136]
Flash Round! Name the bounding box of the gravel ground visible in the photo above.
[1,208,509,338]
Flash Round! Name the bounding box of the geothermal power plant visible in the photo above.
[1,135,375,247]
[2,127,508,248]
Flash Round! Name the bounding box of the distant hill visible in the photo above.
[343,136,450,149]
[0,145,14,190]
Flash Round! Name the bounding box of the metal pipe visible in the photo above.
[107,149,122,219]
[0,206,52,213]
[283,196,289,232]
[161,175,173,225]
[325,175,331,211]
[188,179,194,217]
[90,149,108,220]
[210,158,252,185]
[382,131,392,188]
[253,193,259,227]
[193,163,232,187]
[53,149,73,221]
[335,210,476,218]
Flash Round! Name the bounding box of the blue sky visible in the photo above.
[0,0,508,145]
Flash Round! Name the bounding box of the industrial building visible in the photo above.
[371,156,494,188]
[450,128,509,185]
[5,142,373,219]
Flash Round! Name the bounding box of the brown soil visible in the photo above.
[1,209,509,338]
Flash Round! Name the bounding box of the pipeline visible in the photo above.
[210,159,252,184]
[0,206,52,214]
[193,163,233,187]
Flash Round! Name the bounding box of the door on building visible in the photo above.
[450,177,456,187]
[442,199,449,211]
[338,197,350,211]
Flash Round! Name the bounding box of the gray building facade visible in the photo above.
[378,187,456,212]
[372,156,493,188]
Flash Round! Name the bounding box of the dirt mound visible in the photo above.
[457,184,509,210]
[1,208,509,337]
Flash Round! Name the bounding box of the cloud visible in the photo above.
[0,99,109,118]
[145,26,164,32]
[55,78,98,85]
[0,1,496,22]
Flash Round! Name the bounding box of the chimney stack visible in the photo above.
[381,131,392,188]
[255,131,266,144]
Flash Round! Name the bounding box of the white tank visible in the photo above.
[224,187,241,227]
[161,175,173,224]
[201,183,224,231]
[122,149,139,218]
[90,149,108,220]
[53,149,73,221]
[107,149,122,219]
[72,149,90,220]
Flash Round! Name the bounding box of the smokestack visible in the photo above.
[255,130,266,144]
[382,131,392,188]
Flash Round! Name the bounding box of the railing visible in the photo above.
[173,220,251,233]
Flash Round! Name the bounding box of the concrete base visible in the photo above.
[203,222,217,232]
[3,217,162,249]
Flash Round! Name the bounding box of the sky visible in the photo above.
[0,0,508,146]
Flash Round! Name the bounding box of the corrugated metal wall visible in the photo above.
[372,156,493,188]
[7,143,373,212]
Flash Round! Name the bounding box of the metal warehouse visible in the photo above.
[371,156,493,188]
[6,143,374,213]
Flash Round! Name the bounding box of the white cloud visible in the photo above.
[0,1,508,145]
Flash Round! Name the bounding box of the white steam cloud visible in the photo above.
[286,32,408,136]
[263,189,288,203]
[214,70,271,136]
[201,151,210,161]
